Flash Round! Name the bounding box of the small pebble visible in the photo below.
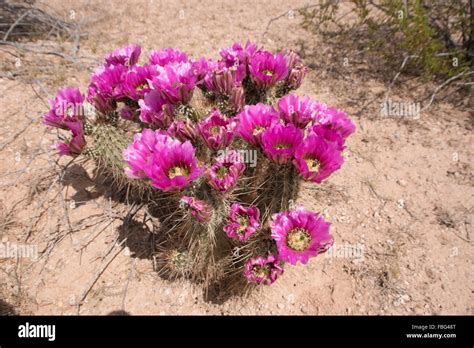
[397,179,407,187]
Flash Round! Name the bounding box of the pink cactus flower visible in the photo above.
[151,62,197,105]
[237,103,279,147]
[249,51,288,88]
[223,203,260,242]
[87,65,128,113]
[284,50,308,90]
[207,151,245,193]
[52,121,86,157]
[180,196,213,222]
[314,106,356,140]
[197,108,237,151]
[149,48,188,66]
[105,44,141,67]
[278,94,315,128]
[138,90,174,128]
[261,124,303,164]
[243,255,284,285]
[43,87,85,129]
[293,133,344,184]
[122,65,158,101]
[167,119,198,143]
[123,129,179,179]
[146,140,203,192]
[271,207,333,265]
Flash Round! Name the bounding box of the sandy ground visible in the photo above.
[0,0,472,315]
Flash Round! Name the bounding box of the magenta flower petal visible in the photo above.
[228,86,245,113]
[197,108,237,151]
[293,133,344,183]
[53,120,86,157]
[146,141,203,192]
[243,255,284,285]
[118,104,135,120]
[284,50,308,90]
[180,196,213,222]
[207,150,245,193]
[219,42,244,67]
[278,94,315,128]
[43,87,85,129]
[167,119,198,143]
[105,44,141,67]
[191,57,218,87]
[138,89,174,128]
[261,124,303,164]
[87,65,128,113]
[149,48,188,66]
[206,62,246,96]
[249,51,288,88]
[309,124,345,151]
[123,129,179,179]
[237,103,279,147]
[271,207,333,265]
[219,41,259,68]
[151,62,197,104]
[44,88,87,157]
[123,65,158,101]
[314,106,356,139]
[223,203,260,242]
[197,61,220,92]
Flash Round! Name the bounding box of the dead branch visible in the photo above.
[0,118,34,152]
[76,238,126,315]
[262,3,324,38]
[384,55,419,104]
[0,1,74,40]
[0,40,99,64]
[421,70,474,111]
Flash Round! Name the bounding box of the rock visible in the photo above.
[285,294,295,304]
[397,179,407,187]
[397,199,405,209]
[277,303,285,309]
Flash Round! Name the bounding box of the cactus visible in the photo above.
[43,42,355,297]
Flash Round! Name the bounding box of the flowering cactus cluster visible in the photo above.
[43,42,355,293]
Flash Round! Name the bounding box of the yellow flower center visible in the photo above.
[237,215,249,234]
[210,126,221,136]
[65,106,73,116]
[252,125,265,136]
[252,265,270,278]
[136,83,148,91]
[304,156,320,172]
[287,228,311,251]
[168,166,190,179]
[217,166,228,179]
[262,69,274,76]
[275,142,290,150]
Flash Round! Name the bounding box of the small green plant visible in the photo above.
[300,0,472,80]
